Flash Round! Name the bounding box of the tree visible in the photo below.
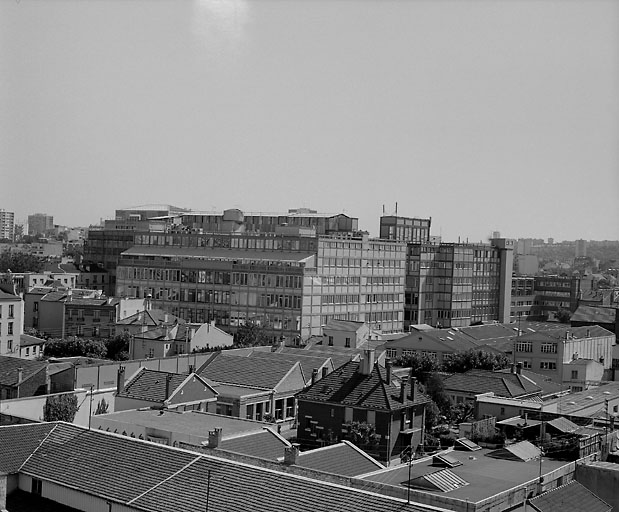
[0,249,45,273]
[105,332,131,361]
[43,394,78,422]
[346,421,380,449]
[395,353,440,384]
[44,337,107,359]
[442,349,511,373]
[233,321,270,347]
[555,308,571,323]
[421,373,450,416]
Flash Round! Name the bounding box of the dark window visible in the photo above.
[31,478,42,495]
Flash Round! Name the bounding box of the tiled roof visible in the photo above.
[442,370,541,398]
[5,422,431,512]
[116,308,184,326]
[296,360,430,411]
[546,417,580,434]
[518,325,614,342]
[199,353,300,390]
[20,334,46,347]
[0,356,47,387]
[494,368,564,397]
[0,423,56,472]
[487,441,540,462]
[0,290,20,300]
[294,441,384,476]
[528,480,611,512]
[323,319,365,332]
[117,369,191,403]
[571,305,617,325]
[241,350,334,383]
[219,429,289,461]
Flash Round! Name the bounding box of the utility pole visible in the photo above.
[88,385,94,429]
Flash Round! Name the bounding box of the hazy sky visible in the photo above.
[1,0,618,242]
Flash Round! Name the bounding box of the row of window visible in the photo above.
[134,233,318,252]
[0,304,15,318]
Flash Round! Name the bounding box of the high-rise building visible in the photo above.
[0,209,15,241]
[27,213,54,237]
[379,215,514,329]
[575,239,587,258]
[378,215,431,243]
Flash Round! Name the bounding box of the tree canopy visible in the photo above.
[0,249,45,273]
[43,394,78,422]
[441,349,511,373]
[44,337,108,359]
[233,321,270,348]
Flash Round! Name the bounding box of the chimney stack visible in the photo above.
[311,368,318,386]
[283,443,300,465]
[400,376,408,403]
[17,367,23,384]
[516,362,522,375]
[208,428,223,448]
[116,366,125,394]
[385,359,392,383]
[321,367,328,379]
[409,377,417,402]
[510,363,516,374]
[360,349,375,375]
[165,373,174,399]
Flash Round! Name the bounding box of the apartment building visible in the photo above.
[0,209,14,241]
[27,213,54,237]
[0,284,23,356]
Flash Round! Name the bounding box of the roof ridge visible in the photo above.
[127,456,202,504]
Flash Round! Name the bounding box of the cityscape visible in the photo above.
[1,1,618,512]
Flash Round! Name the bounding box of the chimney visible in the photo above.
[586,329,590,338]
[385,359,392,383]
[311,368,318,386]
[208,428,223,448]
[400,376,408,402]
[360,349,375,375]
[321,367,328,379]
[165,373,174,399]
[565,330,569,340]
[188,364,195,374]
[510,363,516,374]
[409,376,417,402]
[116,366,126,394]
[283,443,300,465]
[164,313,169,323]
[516,362,522,375]
[0,472,7,512]
[17,367,23,384]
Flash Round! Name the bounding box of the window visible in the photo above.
[8,322,13,335]
[540,361,557,370]
[93,310,100,322]
[26,347,30,356]
[345,337,351,348]
[246,404,254,420]
[386,348,397,358]
[541,343,557,354]
[8,339,12,352]
[8,304,14,318]
[571,370,578,379]
[328,336,334,346]
[31,478,42,495]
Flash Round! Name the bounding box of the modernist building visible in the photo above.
[0,209,15,241]
[378,215,431,243]
[115,228,406,342]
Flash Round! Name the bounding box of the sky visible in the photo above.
[1,0,618,243]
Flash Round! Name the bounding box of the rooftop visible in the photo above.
[0,356,47,387]
[293,441,385,477]
[1,422,434,512]
[442,369,542,398]
[528,480,611,512]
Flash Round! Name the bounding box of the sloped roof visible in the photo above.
[0,289,21,301]
[546,417,580,434]
[487,441,540,462]
[4,422,432,512]
[494,368,564,397]
[199,353,301,390]
[0,356,47,387]
[20,334,46,347]
[116,308,184,327]
[293,441,384,476]
[241,350,334,383]
[528,480,611,512]
[323,319,366,333]
[404,468,469,492]
[0,422,56,472]
[218,429,289,461]
[517,325,614,342]
[442,370,542,398]
[571,305,617,325]
[296,360,430,411]
[117,369,207,403]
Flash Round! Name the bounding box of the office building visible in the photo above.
[115,228,406,342]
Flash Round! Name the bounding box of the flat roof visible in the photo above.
[362,447,568,503]
[95,408,269,438]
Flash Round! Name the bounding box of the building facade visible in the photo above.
[0,286,23,356]
[27,213,54,237]
[0,209,15,241]
[115,230,406,342]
